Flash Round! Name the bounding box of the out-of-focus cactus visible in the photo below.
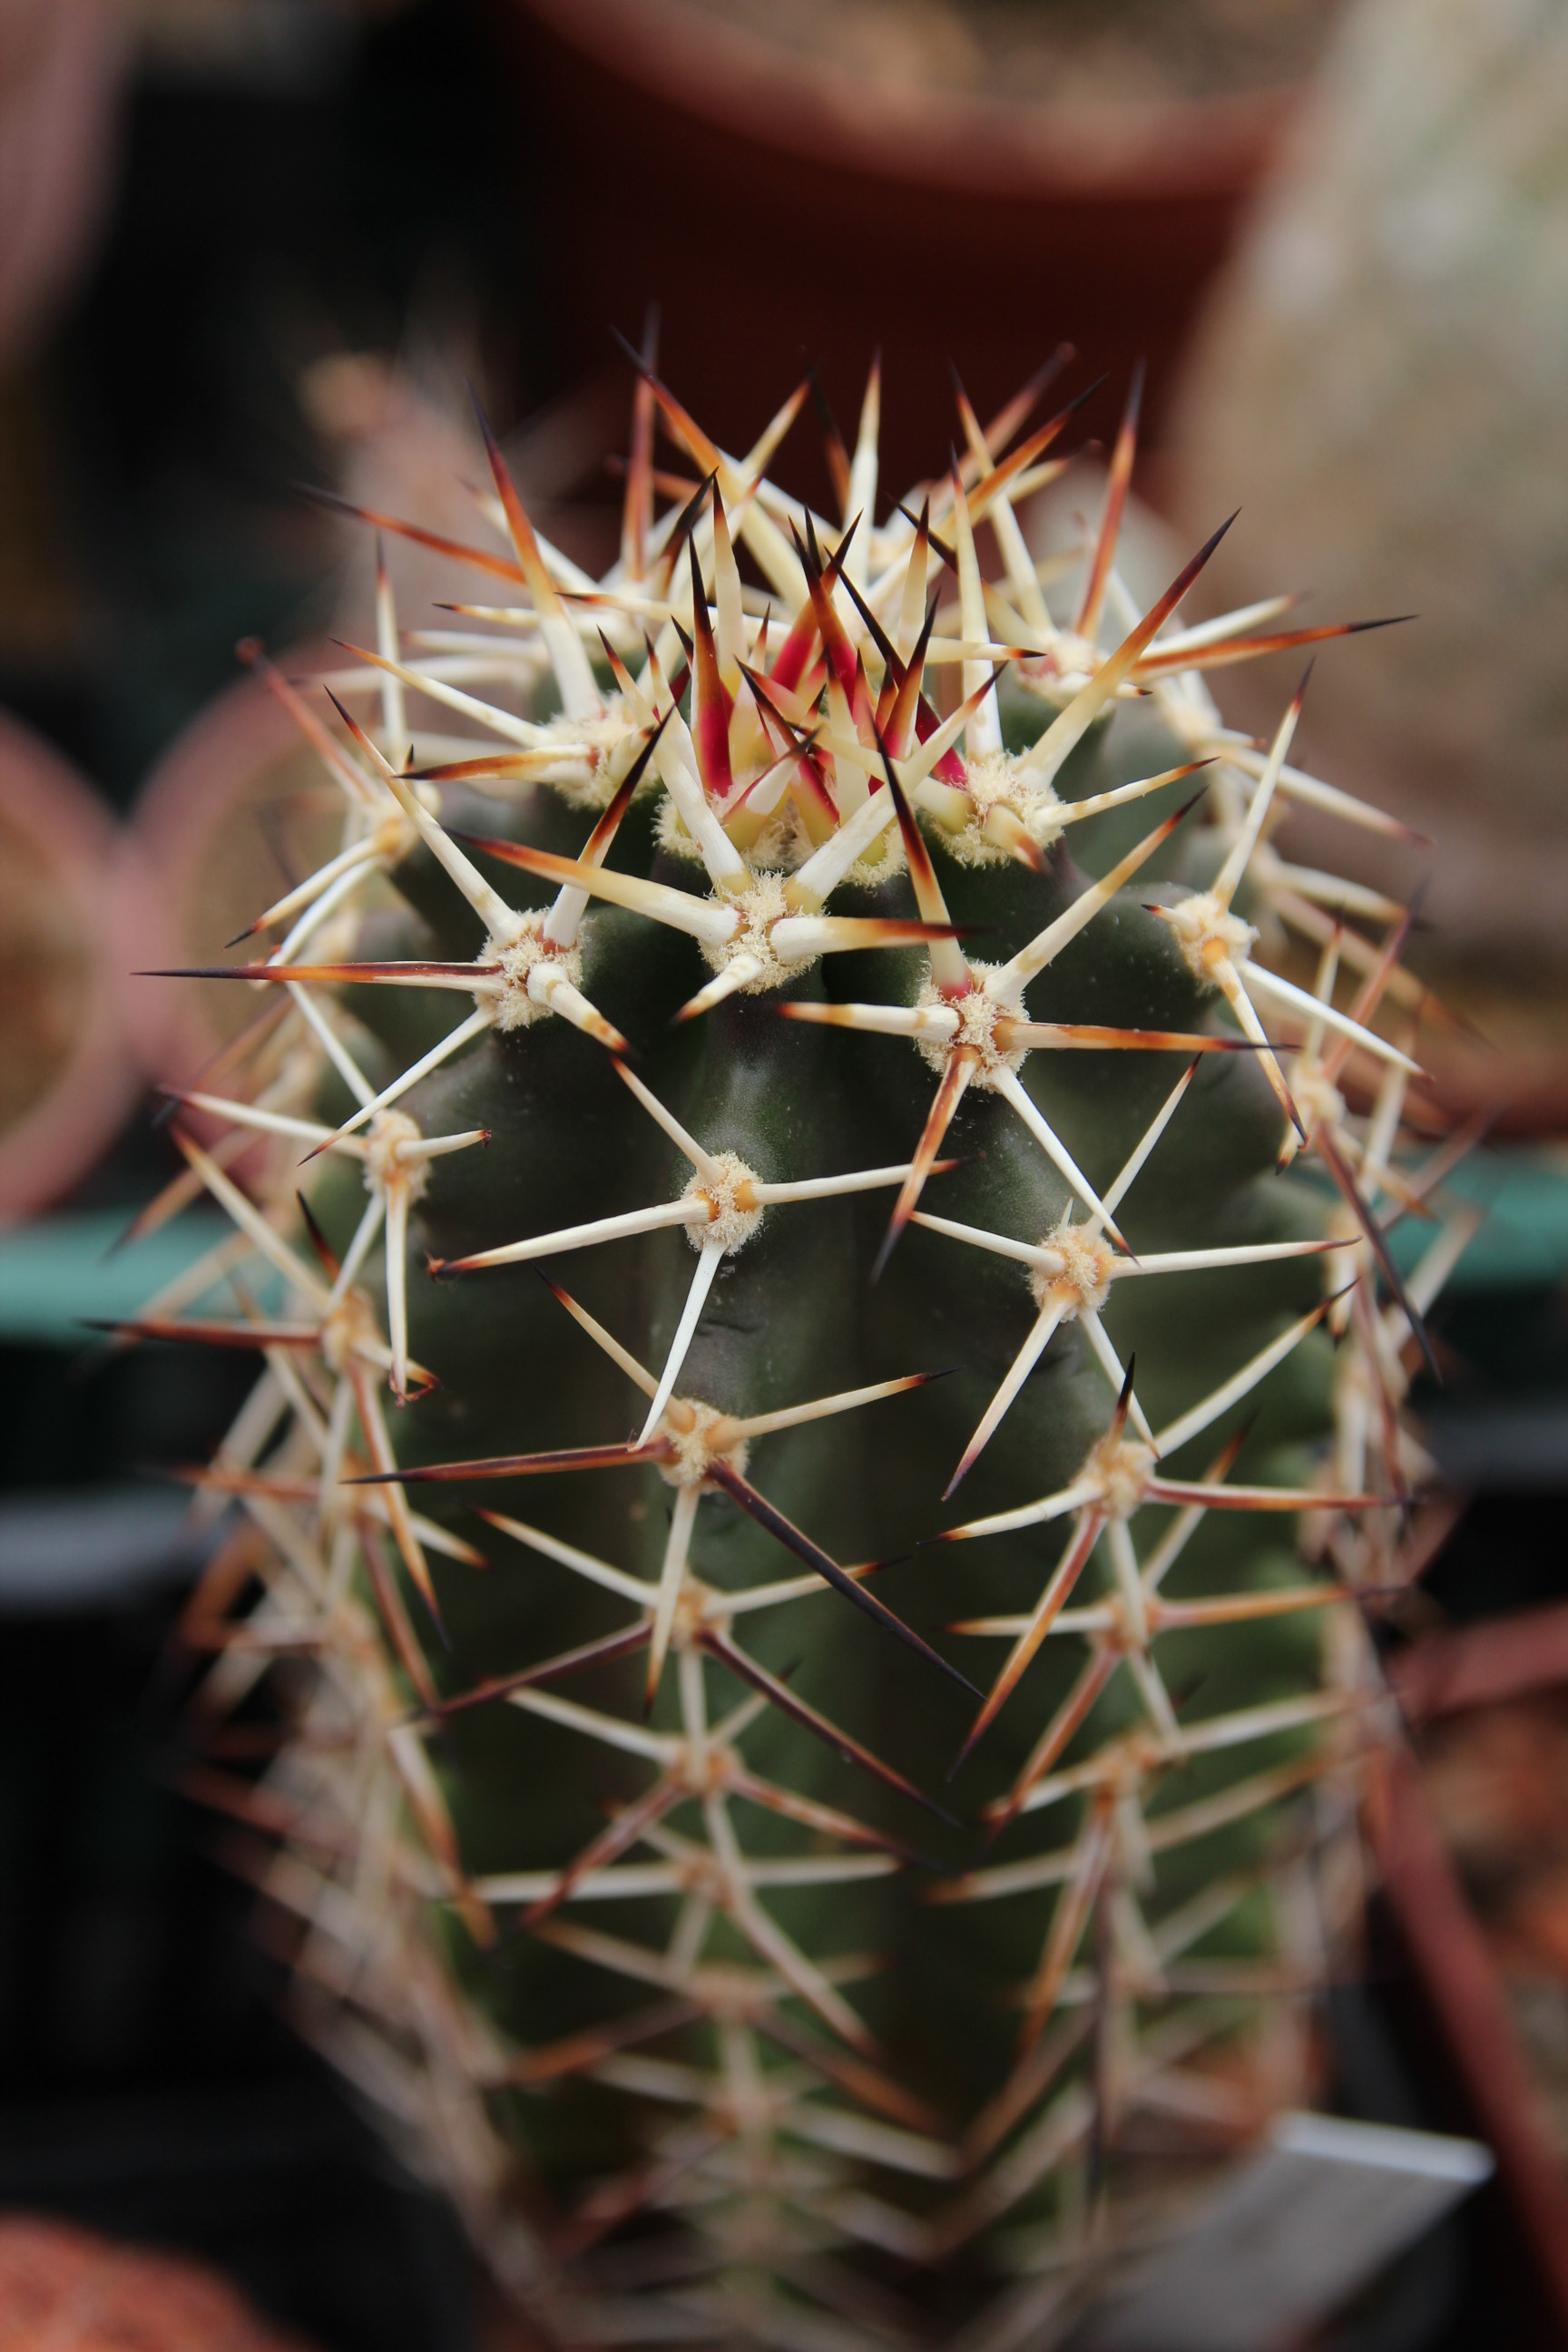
[1170,0,1568,972]
[132,349,1473,2346]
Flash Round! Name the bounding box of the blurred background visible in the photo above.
[2,0,1567,2344]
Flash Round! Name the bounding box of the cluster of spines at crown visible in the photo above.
[133,336,1477,2329]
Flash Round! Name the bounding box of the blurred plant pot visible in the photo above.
[1373,1605,1568,2337]
[0,2214,311,2352]
[1165,0,1568,1039]
[0,712,137,1220]
[117,649,352,1093]
[1407,1002,1568,1146]
[495,0,1328,483]
[0,0,128,368]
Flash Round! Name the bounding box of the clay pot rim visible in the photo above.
[0,0,130,371]
[115,643,342,1093]
[514,0,1298,201]
[0,710,140,1223]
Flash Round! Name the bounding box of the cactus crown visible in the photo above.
[140,349,1473,2347]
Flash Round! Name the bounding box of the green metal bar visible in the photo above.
[2,1147,1565,1350]
[1387,1149,1568,1291]
[0,1214,267,1346]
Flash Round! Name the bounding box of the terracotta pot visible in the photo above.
[493,0,1308,485]
[0,0,128,368]
[0,2213,310,2351]
[1164,0,1568,982]
[1371,1604,1568,2337]
[1408,998,1568,1145]
[117,647,352,1092]
[0,710,138,1220]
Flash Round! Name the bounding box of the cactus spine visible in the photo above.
[141,354,1474,2347]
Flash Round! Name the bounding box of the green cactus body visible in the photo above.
[140,359,1466,2345]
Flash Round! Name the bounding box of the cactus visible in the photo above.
[134,352,1475,2347]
